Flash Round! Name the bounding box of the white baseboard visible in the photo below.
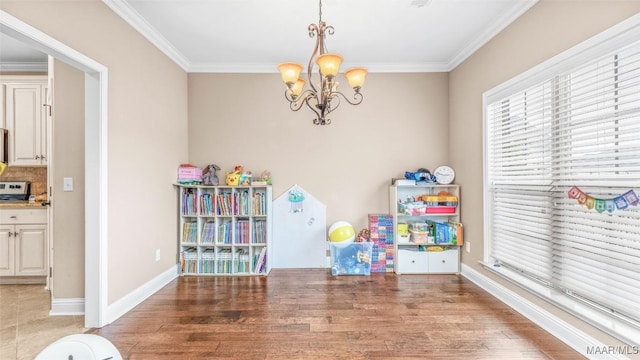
[106,265,179,324]
[460,263,633,360]
[50,297,85,316]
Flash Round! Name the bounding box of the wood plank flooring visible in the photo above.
[87,269,584,359]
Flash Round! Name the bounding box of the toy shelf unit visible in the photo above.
[177,184,272,276]
[389,183,462,275]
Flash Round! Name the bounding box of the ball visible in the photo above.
[328,221,355,248]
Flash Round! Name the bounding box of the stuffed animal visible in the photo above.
[226,165,243,186]
[261,170,272,185]
[202,164,221,186]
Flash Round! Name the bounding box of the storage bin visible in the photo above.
[422,194,458,207]
[178,166,202,181]
[425,206,456,214]
[397,233,411,243]
[409,222,428,232]
[409,230,429,244]
[330,242,373,275]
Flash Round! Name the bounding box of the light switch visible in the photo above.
[63,177,73,192]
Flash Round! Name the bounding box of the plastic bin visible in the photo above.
[330,242,373,276]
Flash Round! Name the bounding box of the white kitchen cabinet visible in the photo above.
[0,209,48,277]
[2,76,49,166]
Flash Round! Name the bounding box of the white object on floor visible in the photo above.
[35,334,122,360]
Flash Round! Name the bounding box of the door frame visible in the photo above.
[0,10,109,328]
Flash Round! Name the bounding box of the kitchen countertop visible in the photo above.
[0,201,47,209]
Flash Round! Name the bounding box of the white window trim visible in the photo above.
[482,12,640,347]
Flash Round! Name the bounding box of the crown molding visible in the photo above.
[101,0,190,71]
[0,62,47,72]
[447,0,539,70]
[103,0,537,74]
[188,61,451,73]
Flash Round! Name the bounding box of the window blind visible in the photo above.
[486,39,640,331]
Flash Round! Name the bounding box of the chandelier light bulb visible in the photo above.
[344,68,368,91]
[316,53,343,78]
[290,78,306,98]
[278,62,303,86]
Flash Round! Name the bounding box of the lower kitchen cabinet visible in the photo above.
[0,209,48,277]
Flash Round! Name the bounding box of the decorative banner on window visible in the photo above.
[568,186,639,213]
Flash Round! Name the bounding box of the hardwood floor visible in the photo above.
[87,269,584,359]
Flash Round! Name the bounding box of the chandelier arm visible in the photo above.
[303,98,324,124]
[284,89,318,112]
[331,91,364,106]
[323,94,341,117]
[306,24,322,96]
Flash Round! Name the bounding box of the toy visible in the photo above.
[225,165,243,186]
[288,187,305,213]
[404,168,436,183]
[202,164,221,186]
[261,170,272,185]
[355,229,370,243]
[328,221,355,248]
[240,171,252,186]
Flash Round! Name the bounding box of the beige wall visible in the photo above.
[450,0,640,350]
[188,72,449,230]
[51,59,85,298]
[0,1,189,303]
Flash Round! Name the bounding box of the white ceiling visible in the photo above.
[0,0,538,73]
[103,0,538,73]
[0,33,48,72]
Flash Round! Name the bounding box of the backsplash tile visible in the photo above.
[0,166,48,196]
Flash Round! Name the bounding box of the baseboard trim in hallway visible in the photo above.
[50,297,84,316]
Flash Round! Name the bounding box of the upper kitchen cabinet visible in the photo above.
[2,76,49,166]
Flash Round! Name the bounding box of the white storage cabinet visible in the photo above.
[390,183,462,274]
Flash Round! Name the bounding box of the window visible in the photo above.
[484,19,640,344]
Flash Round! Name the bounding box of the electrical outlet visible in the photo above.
[155,249,161,261]
[466,242,471,253]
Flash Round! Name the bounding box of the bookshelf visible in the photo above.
[177,184,272,276]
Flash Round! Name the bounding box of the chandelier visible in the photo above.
[277,0,368,125]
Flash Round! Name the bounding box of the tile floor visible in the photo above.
[0,284,85,360]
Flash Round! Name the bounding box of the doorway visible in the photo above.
[0,10,108,328]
